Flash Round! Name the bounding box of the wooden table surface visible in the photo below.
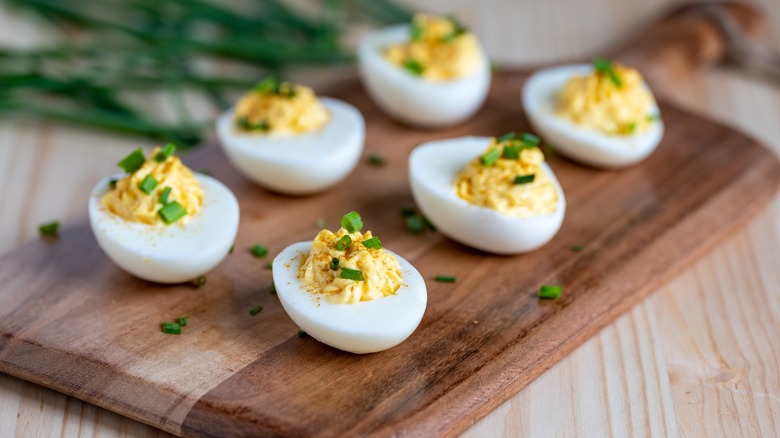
[1,0,779,436]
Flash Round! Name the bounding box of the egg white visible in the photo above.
[273,242,427,354]
[216,97,365,195]
[357,24,491,128]
[409,136,565,255]
[522,64,664,168]
[89,174,239,283]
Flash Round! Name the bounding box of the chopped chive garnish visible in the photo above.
[400,207,416,217]
[160,322,181,335]
[194,275,206,287]
[159,201,187,224]
[154,143,176,162]
[176,316,189,327]
[519,132,540,146]
[571,244,583,252]
[340,267,365,281]
[480,148,500,166]
[237,117,270,132]
[362,236,382,249]
[255,76,281,94]
[270,283,277,294]
[538,285,562,300]
[514,174,535,185]
[159,186,172,205]
[138,174,158,194]
[266,261,273,270]
[405,215,425,234]
[441,15,467,42]
[251,244,268,258]
[335,235,352,251]
[497,132,516,142]
[229,244,234,254]
[38,221,59,237]
[435,275,456,283]
[118,148,145,173]
[502,143,522,159]
[423,216,437,231]
[593,58,623,88]
[315,218,326,228]
[367,154,386,167]
[403,59,425,76]
[109,178,118,189]
[297,330,308,338]
[626,122,637,134]
[329,257,340,270]
[249,305,263,316]
[410,22,424,41]
[341,211,363,233]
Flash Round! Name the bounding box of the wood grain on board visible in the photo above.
[0,66,778,436]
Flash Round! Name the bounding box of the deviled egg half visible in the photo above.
[273,212,427,354]
[217,77,365,195]
[522,59,664,168]
[410,134,565,254]
[89,145,239,283]
[358,13,490,128]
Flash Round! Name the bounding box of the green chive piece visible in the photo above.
[138,174,158,194]
[159,186,172,205]
[109,178,118,190]
[154,143,176,162]
[410,22,424,41]
[538,285,562,300]
[480,148,500,166]
[297,330,308,338]
[441,15,467,42]
[229,245,234,254]
[519,132,541,146]
[340,267,365,281]
[514,174,535,185]
[405,215,425,234]
[160,322,181,335]
[329,257,340,271]
[423,216,437,231]
[159,201,187,224]
[118,148,146,173]
[362,236,382,249]
[255,76,281,94]
[194,275,206,287]
[251,244,268,258]
[237,117,270,132]
[497,132,517,142]
[367,154,386,167]
[626,122,637,134]
[249,305,263,316]
[502,143,522,159]
[38,221,59,237]
[435,275,456,283]
[400,207,416,217]
[403,59,425,76]
[176,316,189,327]
[571,244,583,252]
[266,261,273,270]
[335,235,352,251]
[270,283,277,295]
[593,58,623,88]
[341,211,363,233]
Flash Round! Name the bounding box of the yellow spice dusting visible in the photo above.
[556,63,656,136]
[101,147,202,225]
[455,138,559,217]
[384,14,483,81]
[234,80,329,135]
[298,228,402,304]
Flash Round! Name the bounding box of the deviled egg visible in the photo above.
[217,77,364,195]
[522,59,664,168]
[89,144,239,283]
[273,211,427,354]
[409,134,565,254]
[358,13,490,128]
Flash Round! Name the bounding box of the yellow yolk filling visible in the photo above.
[298,228,402,304]
[456,138,559,218]
[101,147,202,225]
[384,14,482,81]
[556,63,656,136]
[233,79,329,135]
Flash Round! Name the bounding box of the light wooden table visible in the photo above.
[2,0,779,436]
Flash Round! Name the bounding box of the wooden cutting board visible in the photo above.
[1,4,778,438]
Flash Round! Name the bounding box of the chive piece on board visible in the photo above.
[367,154,386,167]
[435,275,456,283]
[39,221,59,237]
[154,143,176,162]
[118,148,146,173]
[405,215,425,234]
[538,285,562,300]
[571,244,583,252]
[297,330,308,338]
[249,305,263,316]
[251,244,268,258]
[176,316,189,327]
[160,322,181,335]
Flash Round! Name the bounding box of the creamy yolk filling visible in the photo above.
[556,61,656,136]
[298,227,402,304]
[234,77,329,135]
[456,136,558,218]
[384,14,482,81]
[101,147,202,225]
